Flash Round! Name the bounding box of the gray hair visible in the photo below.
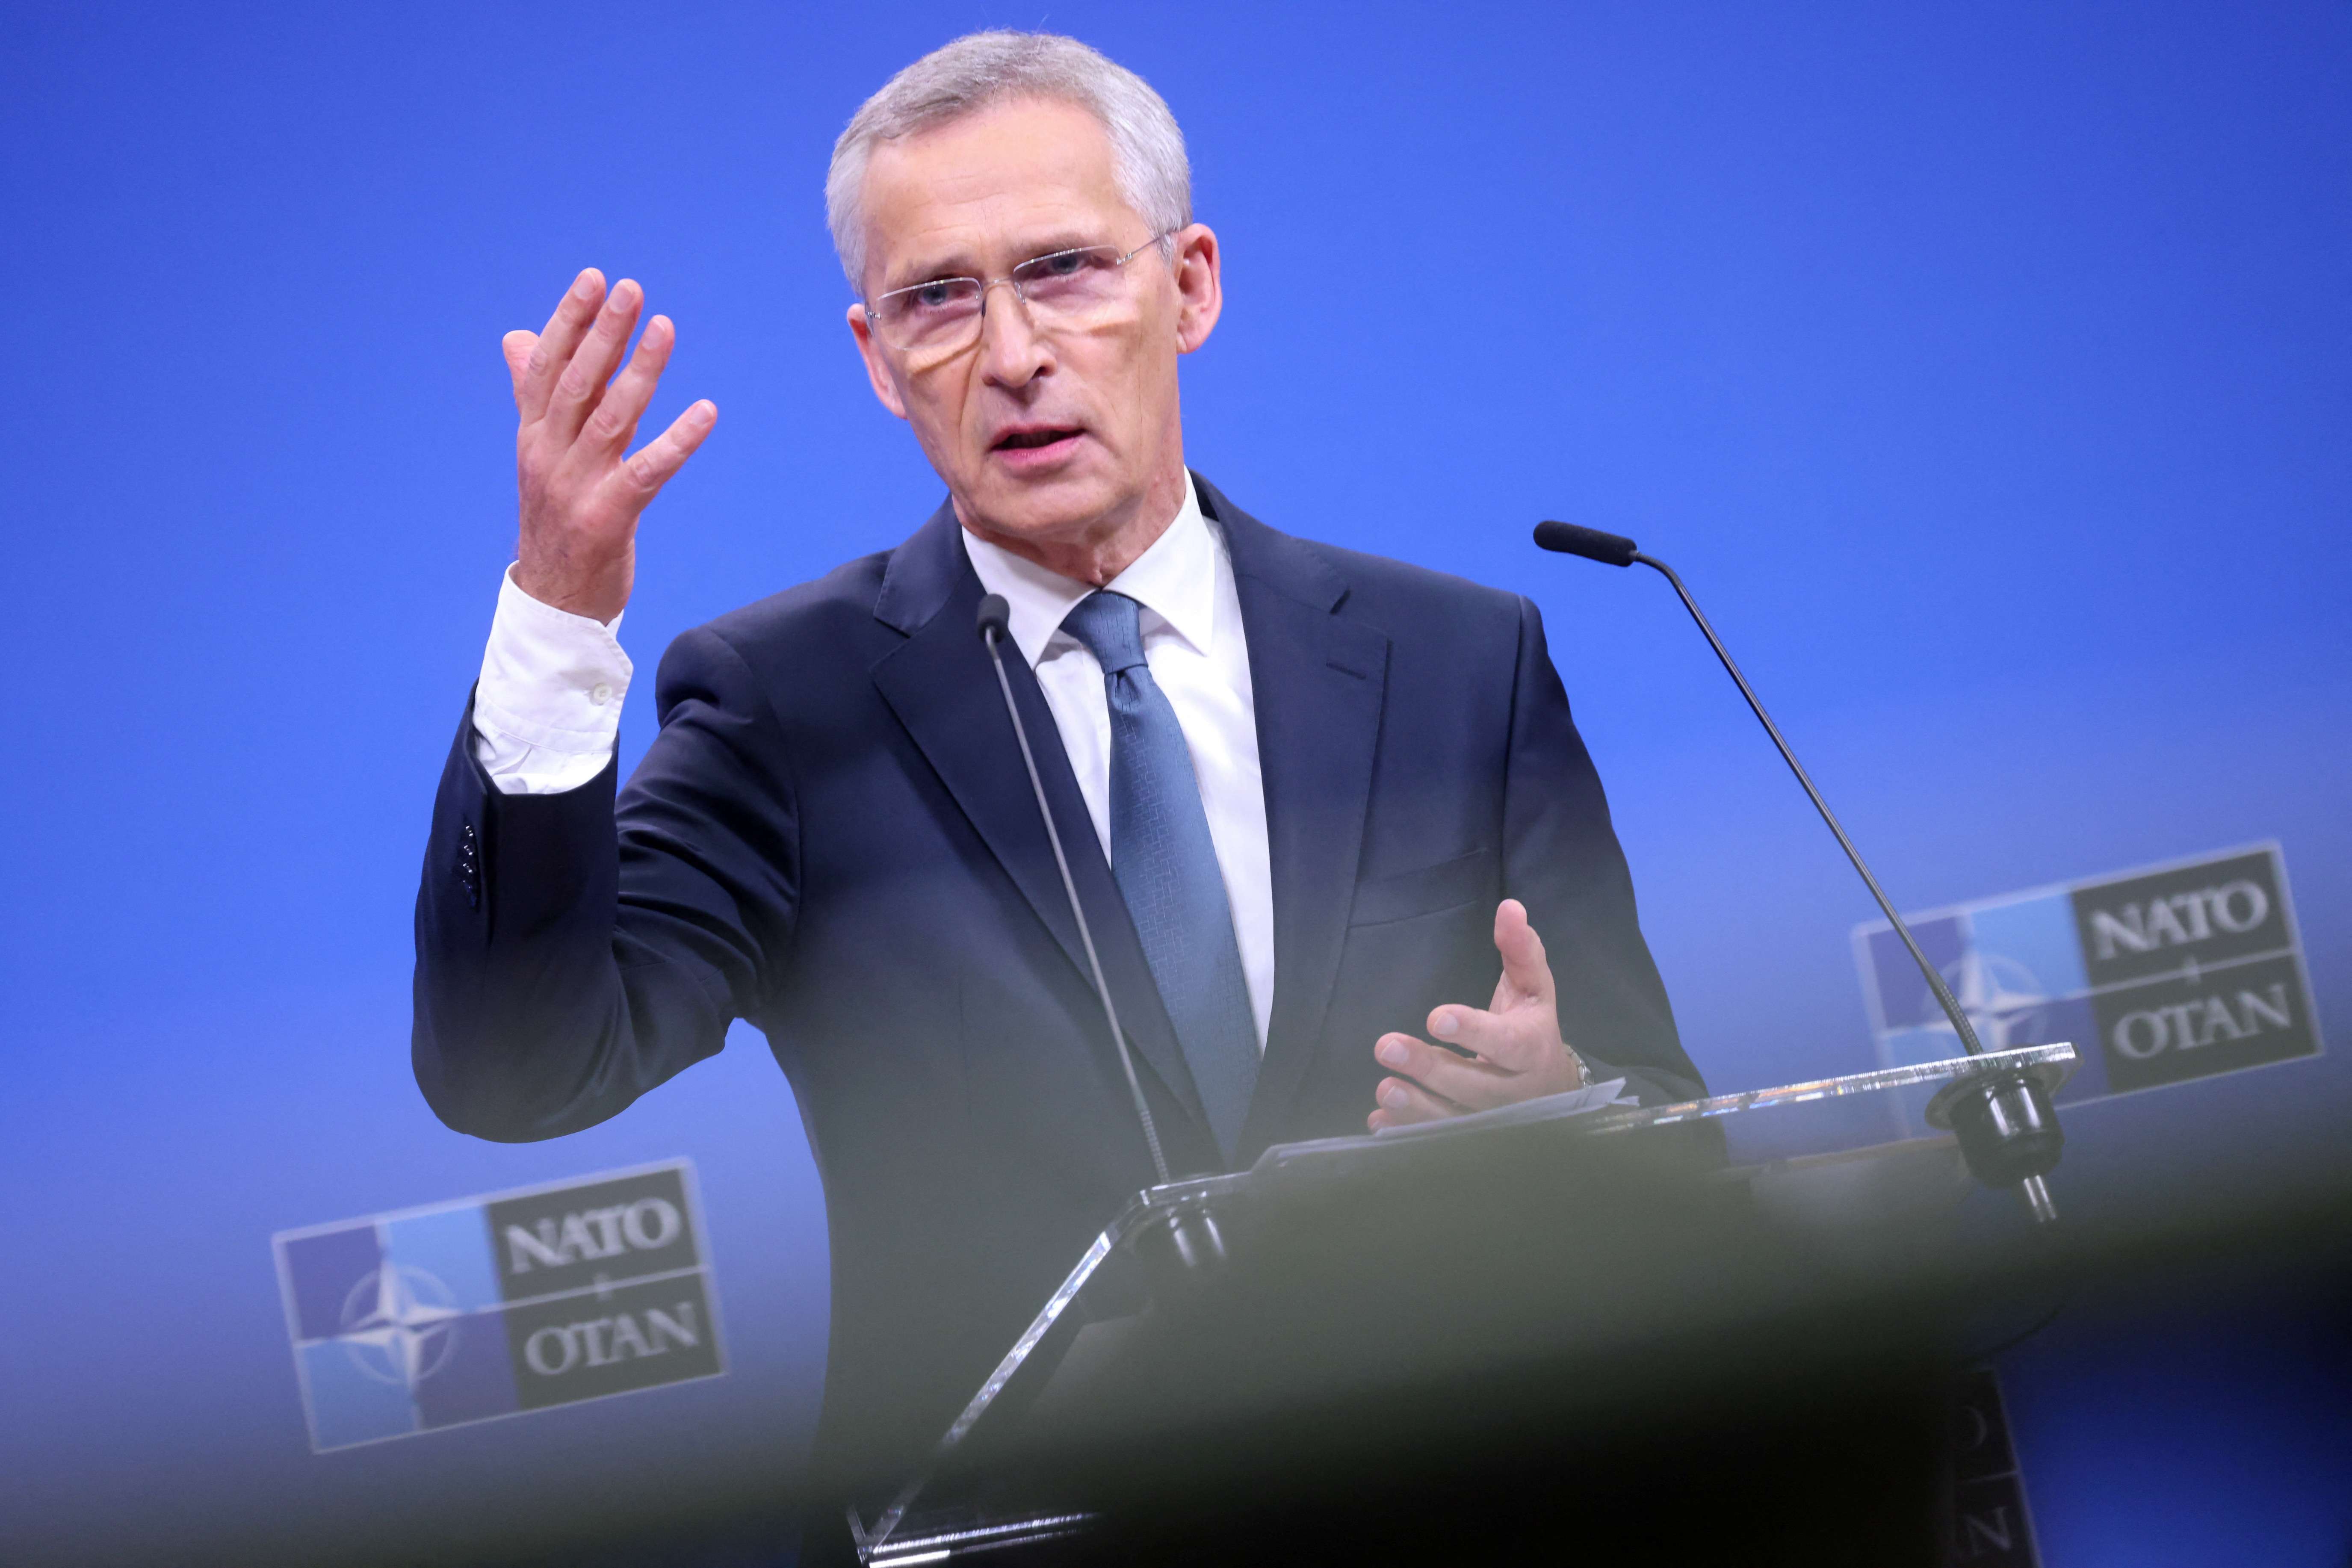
[826,31,1191,293]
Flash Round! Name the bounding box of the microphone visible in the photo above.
[1534,523,2064,1224]
[976,594,1172,1187]
[1533,520,1640,568]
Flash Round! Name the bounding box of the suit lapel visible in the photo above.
[1198,478,1391,1158]
[869,505,1211,1136]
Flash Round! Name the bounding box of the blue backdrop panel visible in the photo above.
[1,3,2346,1563]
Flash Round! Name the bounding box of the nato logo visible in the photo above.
[1856,845,2322,1131]
[272,1161,723,1451]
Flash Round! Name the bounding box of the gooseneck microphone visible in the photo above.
[1535,521,2062,1223]
[1535,523,1985,1056]
[977,594,1172,1187]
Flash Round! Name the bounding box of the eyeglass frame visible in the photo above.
[860,230,1182,351]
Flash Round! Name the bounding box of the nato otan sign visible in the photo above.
[1856,845,2321,1127]
[273,1162,724,1451]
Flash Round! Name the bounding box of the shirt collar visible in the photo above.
[959,472,1219,668]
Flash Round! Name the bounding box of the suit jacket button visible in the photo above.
[459,822,481,909]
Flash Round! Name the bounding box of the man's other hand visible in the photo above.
[1367,899,1590,1131]
[504,269,718,623]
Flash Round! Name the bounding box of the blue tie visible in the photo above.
[1060,591,1261,1161]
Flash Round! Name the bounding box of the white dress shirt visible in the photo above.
[471,473,1275,1049]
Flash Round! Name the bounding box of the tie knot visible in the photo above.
[1060,591,1148,673]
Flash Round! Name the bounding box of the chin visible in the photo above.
[969,470,1124,541]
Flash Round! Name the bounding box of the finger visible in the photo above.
[546,277,644,441]
[582,313,675,455]
[1425,1001,1544,1074]
[1368,1074,1460,1130]
[519,269,606,422]
[1492,899,1556,1009]
[501,331,536,408]
[1375,1031,1516,1112]
[618,399,719,500]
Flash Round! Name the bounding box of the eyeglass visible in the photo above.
[864,233,1176,355]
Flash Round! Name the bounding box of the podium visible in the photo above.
[847,1043,2077,1567]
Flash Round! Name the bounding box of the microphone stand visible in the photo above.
[977,596,1171,1188]
[1535,521,2062,1223]
[975,596,1236,1293]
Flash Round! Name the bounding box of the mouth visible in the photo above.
[991,426,1084,453]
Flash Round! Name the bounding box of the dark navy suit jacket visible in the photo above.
[412,475,1698,1489]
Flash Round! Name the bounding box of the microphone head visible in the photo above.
[975,593,1012,644]
[1534,520,1640,567]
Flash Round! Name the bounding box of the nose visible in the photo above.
[976,278,1052,388]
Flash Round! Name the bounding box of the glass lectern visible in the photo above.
[848,1040,2077,1565]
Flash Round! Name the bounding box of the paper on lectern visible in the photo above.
[1369,1078,1640,1142]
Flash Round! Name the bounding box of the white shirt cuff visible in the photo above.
[471,565,632,795]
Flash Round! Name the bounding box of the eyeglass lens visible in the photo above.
[871,245,1135,350]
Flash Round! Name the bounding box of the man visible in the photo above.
[415,29,1698,1516]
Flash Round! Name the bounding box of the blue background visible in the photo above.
[3,2,2346,1562]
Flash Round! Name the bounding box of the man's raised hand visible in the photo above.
[1366,899,1591,1131]
[503,269,718,623]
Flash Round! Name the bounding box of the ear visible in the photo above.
[1171,223,1223,354]
[847,302,910,420]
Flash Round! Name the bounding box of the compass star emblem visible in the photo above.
[337,1263,464,1388]
[1919,947,2052,1051]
